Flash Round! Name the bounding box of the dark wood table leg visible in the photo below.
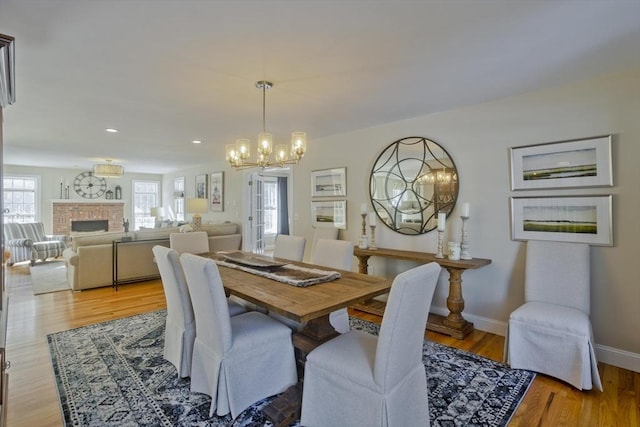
[263,315,338,427]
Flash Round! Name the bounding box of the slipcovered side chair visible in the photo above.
[312,238,354,333]
[273,234,306,262]
[152,246,196,378]
[180,253,297,418]
[309,226,339,261]
[505,240,603,391]
[169,231,209,254]
[301,262,441,427]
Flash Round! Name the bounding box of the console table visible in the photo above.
[112,238,166,289]
[353,247,491,339]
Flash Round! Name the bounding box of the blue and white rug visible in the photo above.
[48,310,535,426]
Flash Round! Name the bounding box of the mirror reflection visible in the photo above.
[370,136,458,235]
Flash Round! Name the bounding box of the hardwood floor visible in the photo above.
[4,263,639,426]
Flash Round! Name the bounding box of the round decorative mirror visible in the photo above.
[370,136,458,235]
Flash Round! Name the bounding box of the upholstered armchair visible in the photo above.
[3,222,67,265]
[504,240,602,391]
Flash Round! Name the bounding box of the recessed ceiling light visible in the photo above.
[105,128,119,133]
[192,140,202,144]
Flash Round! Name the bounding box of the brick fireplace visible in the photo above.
[52,201,125,235]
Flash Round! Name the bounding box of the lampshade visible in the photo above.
[93,160,124,177]
[186,198,208,214]
[150,207,165,217]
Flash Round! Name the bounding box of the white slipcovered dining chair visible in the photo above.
[169,231,209,254]
[152,246,246,378]
[309,226,339,260]
[273,234,306,262]
[152,245,196,378]
[505,240,602,391]
[312,238,354,333]
[179,253,298,418]
[301,262,441,427]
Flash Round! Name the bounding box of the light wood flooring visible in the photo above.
[4,263,639,426]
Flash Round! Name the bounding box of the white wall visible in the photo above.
[288,68,639,370]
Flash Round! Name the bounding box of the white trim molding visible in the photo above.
[432,305,640,373]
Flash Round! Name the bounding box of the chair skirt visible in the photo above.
[164,316,195,378]
[506,301,602,391]
[189,312,297,418]
[301,331,429,427]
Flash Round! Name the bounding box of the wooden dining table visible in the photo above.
[204,252,393,426]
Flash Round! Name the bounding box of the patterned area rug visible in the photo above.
[48,310,535,426]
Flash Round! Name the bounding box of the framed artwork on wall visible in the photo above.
[311,200,347,229]
[210,172,224,212]
[509,135,612,190]
[195,174,207,199]
[311,167,347,198]
[510,195,612,246]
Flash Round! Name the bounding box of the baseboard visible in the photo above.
[431,305,640,373]
[430,305,507,337]
[595,344,640,373]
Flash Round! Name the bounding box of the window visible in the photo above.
[263,179,278,235]
[3,175,39,223]
[174,177,185,222]
[132,180,160,230]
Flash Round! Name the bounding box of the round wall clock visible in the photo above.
[74,171,107,199]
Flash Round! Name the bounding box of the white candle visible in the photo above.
[361,203,368,214]
[437,212,446,231]
[462,203,470,218]
[369,212,377,226]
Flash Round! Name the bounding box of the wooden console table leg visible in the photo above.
[426,267,474,339]
[356,254,370,274]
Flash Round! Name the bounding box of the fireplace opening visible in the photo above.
[71,219,109,232]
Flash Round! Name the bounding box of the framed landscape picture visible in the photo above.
[509,135,612,190]
[311,167,347,197]
[195,174,207,199]
[311,200,347,229]
[210,172,224,212]
[510,195,612,246]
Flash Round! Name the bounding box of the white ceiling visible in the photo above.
[2,0,639,174]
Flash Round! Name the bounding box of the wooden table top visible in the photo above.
[210,255,392,324]
[354,246,492,270]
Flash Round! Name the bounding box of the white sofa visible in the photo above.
[63,222,241,291]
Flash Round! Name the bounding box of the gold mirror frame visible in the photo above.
[370,136,459,235]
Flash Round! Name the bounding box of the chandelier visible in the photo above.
[93,159,124,177]
[226,81,307,169]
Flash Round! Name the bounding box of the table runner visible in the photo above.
[206,253,341,287]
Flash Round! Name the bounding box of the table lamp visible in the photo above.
[150,206,165,224]
[186,198,208,231]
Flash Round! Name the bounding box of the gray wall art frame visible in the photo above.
[311,167,347,198]
[311,200,347,229]
[510,195,612,246]
[195,174,207,199]
[509,135,612,190]
[210,171,224,212]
